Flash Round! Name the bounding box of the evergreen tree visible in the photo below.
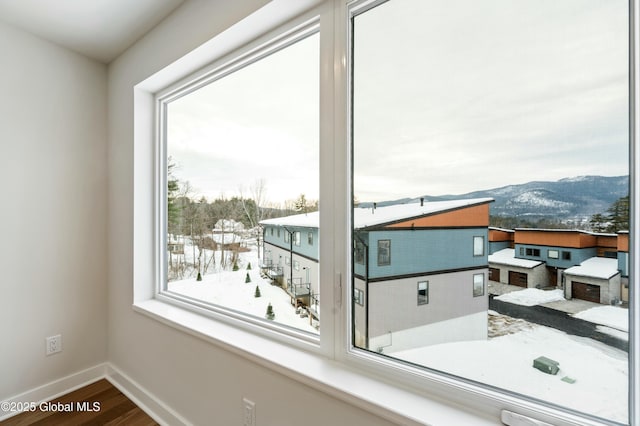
[233,261,239,271]
[167,158,181,234]
[245,273,251,283]
[247,262,252,270]
[589,213,608,233]
[265,303,275,320]
[606,195,629,232]
[254,286,261,298]
[196,272,202,281]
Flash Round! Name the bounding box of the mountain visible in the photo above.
[361,176,628,224]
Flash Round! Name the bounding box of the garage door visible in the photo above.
[572,282,600,303]
[489,268,500,281]
[508,271,528,287]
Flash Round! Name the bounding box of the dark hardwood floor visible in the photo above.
[1,379,158,426]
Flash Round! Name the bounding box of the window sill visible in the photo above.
[133,299,497,426]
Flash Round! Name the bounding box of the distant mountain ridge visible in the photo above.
[360,176,628,223]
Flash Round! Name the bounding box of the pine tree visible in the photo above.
[233,261,239,271]
[245,273,251,283]
[254,286,261,298]
[606,195,629,232]
[265,303,275,320]
[247,262,252,270]
[196,272,202,281]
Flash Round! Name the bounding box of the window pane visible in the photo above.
[351,0,629,422]
[473,236,484,256]
[165,33,320,335]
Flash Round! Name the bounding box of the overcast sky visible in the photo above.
[168,0,628,205]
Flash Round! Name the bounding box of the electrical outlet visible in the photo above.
[242,397,255,426]
[46,335,62,355]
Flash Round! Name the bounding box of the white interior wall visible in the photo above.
[0,20,108,400]
[107,1,396,424]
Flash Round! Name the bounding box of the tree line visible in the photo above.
[490,195,629,233]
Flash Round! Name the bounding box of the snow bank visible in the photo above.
[573,306,628,332]
[494,288,565,306]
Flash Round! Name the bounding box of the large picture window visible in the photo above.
[350,0,630,423]
[160,28,320,336]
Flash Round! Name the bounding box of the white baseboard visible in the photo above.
[0,363,108,421]
[105,363,190,426]
[0,362,187,425]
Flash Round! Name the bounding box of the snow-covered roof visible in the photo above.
[489,227,515,233]
[564,257,620,280]
[488,248,543,268]
[260,198,493,229]
[514,228,617,237]
[260,211,320,228]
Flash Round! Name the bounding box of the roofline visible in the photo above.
[514,228,618,237]
[357,198,494,230]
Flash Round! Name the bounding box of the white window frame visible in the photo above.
[473,235,485,256]
[130,0,639,425]
[472,273,485,297]
[417,281,429,305]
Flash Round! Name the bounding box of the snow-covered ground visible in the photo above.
[392,313,628,423]
[168,249,318,334]
[574,305,629,332]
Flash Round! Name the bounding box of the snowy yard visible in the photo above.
[391,315,628,423]
[168,249,318,334]
[392,289,630,423]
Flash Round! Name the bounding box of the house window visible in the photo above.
[417,281,429,305]
[308,232,313,245]
[277,229,280,238]
[473,274,485,297]
[473,236,484,256]
[284,232,290,243]
[294,231,301,246]
[354,240,365,264]
[377,240,391,266]
[562,251,572,261]
[354,288,364,306]
[271,228,274,236]
[548,249,559,259]
[525,248,540,257]
[294,260,300,271]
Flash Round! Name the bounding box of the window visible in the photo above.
[548,249,559,259]
[140,0,637,424]
[562,251,572,261]
[377,240,390,266]
[354,239,365,264]
[308,232,313,245]
[354,288,364,306]
[525,248,541,257]
[417,281,428,305]
[350,0,631,423]
[473,274,485,297]
[161,26,320,336]
[473,236,484,256]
